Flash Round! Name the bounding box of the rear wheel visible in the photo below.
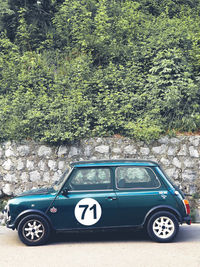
[17,214,50,246]
[147,211,179,243]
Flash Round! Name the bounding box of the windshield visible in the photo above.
[53,166,71,191]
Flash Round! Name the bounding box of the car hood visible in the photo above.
[18,187,57,197]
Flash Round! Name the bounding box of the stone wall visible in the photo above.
[0,136,199,197]
[0,136,200,220]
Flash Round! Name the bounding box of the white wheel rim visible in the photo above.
[152,216,175,239]
[22,219,45,242]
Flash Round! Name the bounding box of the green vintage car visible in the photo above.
[4,160,191,246]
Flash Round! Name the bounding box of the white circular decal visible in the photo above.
[74,198,102,226]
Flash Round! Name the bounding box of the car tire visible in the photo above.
[147,211,179,243]
[17,214,50,246]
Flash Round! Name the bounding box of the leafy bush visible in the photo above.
[0,0,199,143]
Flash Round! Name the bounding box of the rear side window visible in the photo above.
[116,167,160,189]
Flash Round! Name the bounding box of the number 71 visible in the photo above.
[79,204,97,220]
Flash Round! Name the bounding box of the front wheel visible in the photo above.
[17,214,50,246]
[147,211,179,243]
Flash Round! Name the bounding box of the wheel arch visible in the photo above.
[14,209,54,230]
[143,205,182,227]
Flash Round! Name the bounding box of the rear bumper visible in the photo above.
[183,215,191,225]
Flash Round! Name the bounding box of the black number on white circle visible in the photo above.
[79,204,97,220]
[75,198,102,226]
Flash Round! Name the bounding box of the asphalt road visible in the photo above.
[0,224,200,267]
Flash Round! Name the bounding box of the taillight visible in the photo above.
[183,199,190,215]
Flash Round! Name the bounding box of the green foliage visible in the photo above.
[0,0,14,31]
[0,1,200,144]
[1,0,55,44]
[124,117,163,142]
[15,8,31,51]
[145,48,199,131]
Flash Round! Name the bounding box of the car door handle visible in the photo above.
[106,196,117,201]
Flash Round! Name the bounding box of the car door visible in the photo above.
[50,167,118,230]
[115,166,168,226]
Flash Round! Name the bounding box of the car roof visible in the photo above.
[71,159,159,168]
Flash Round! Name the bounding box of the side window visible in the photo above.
[116,167,160,189]
[69,168,112,190]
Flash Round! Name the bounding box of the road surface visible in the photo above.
[0,224,200,267]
